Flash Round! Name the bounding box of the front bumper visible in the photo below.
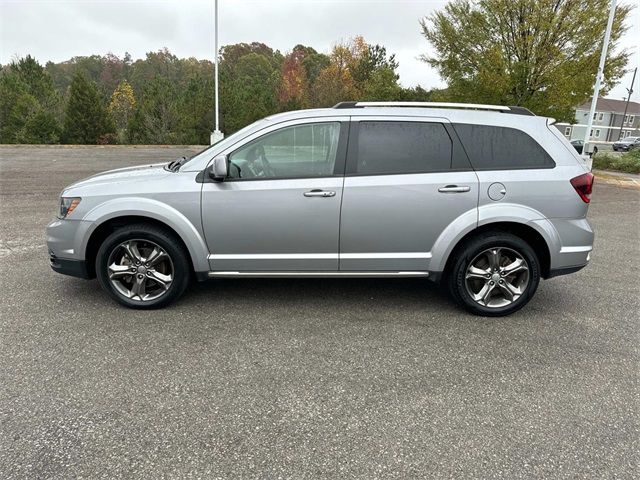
[49,254,91,279]
[47,218,93,279]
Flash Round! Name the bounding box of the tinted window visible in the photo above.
[354,121,452,175]
[454,124,555,170]
[228,122,340,179]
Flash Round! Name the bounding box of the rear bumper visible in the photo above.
[547,264,587,278]
[49,254,91,279]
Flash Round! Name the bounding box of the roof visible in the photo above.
[263,105,547,129]
[577,97,640,115]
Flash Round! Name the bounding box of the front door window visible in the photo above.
[228,122,341,180]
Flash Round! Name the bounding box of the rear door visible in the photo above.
[339,117,479,271]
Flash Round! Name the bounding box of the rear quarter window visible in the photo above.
[453,124,555,170]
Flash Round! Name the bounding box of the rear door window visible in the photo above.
[453,124,555,170]
[349,121,453,175]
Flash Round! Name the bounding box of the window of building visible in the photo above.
[453,124,555,170]
[629,115,635,125]
[598,112,604,121]
[564,126,571,137]
[592,112,598,120]
[594,129,601,138]
[625,131,631,138]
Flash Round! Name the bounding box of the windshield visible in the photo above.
[180,120,269,168]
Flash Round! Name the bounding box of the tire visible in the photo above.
[96,223,191,309]
[447,232,540,317]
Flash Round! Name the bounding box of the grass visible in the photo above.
[592,149,640,174]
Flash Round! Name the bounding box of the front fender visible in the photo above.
[79,197,210,273]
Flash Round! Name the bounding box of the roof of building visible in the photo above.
[577,97,640,115]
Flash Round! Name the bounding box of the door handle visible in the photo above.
[304,189,336,197]
[438,185,471,193]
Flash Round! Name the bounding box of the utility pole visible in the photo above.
[617,67,637,141]
[583,0,617,158]
[210,0,224,145]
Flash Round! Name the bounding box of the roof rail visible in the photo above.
[332,101,535,116]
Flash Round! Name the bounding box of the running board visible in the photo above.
[208,271,430,278]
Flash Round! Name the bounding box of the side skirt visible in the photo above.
[207,271,431,278]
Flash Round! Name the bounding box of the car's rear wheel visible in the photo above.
[448,233,540,316]
[96,224,190,309]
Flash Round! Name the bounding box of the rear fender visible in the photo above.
[430,203,560,272]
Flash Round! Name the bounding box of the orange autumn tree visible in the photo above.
[310,36,402,107]
[278,47,310,110]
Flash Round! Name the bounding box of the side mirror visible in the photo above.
[209,155,228,181]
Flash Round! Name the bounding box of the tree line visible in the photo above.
[0,0,631,145]
[0,38,433,145]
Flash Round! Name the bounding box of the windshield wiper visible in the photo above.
[167,156,188,172]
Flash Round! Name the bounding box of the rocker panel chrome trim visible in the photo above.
[208,271,430,278]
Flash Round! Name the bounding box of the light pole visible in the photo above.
[210,0,224,145]
[617,67,637,141]
[583,0,617,159]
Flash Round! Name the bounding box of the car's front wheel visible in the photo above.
[96,224,190,309]
[448,233,540,316]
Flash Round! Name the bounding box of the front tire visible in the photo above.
[448,233,540,316]
[96,224,190,309]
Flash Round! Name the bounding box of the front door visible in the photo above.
[339,118,479,271]
[201,119,348,272]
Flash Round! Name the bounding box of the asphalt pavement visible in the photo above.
[1,146,638,478]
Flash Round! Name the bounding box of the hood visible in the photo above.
[63,163,169,194]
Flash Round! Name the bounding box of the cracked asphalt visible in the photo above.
[1,146,638,479]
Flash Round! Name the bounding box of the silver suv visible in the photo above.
[46,102,594,316]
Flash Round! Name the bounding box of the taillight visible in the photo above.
[570,172,594,203]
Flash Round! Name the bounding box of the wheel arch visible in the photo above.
[439,221,553,281]
[80,198,210,277]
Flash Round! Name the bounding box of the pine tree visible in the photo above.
[62,71,113,144]
[0,56,61,143]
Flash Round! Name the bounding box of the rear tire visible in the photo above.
[96,224,190,309]
[447,232,540,317]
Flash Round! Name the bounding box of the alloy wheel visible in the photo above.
[464,247,530,308]
[107,239,174,302]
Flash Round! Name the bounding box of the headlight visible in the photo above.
[59,197,81,219]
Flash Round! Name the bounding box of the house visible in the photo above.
[555,97,640,143]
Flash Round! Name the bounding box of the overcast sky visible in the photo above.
[1,0,638,100]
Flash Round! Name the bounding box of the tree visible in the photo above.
[108,80,136,142]
[100,53,126,94]
[361,67,404,101]
[351,42,399,85]
[219,47,282,133]
[128,77,179,144]
[176,73,215,144]
[311,37,403,105]
[301,51,330,87]
[0,56,61,143]
[420,0,631,120]
[278,48,310,109]
[62,71,113,144]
